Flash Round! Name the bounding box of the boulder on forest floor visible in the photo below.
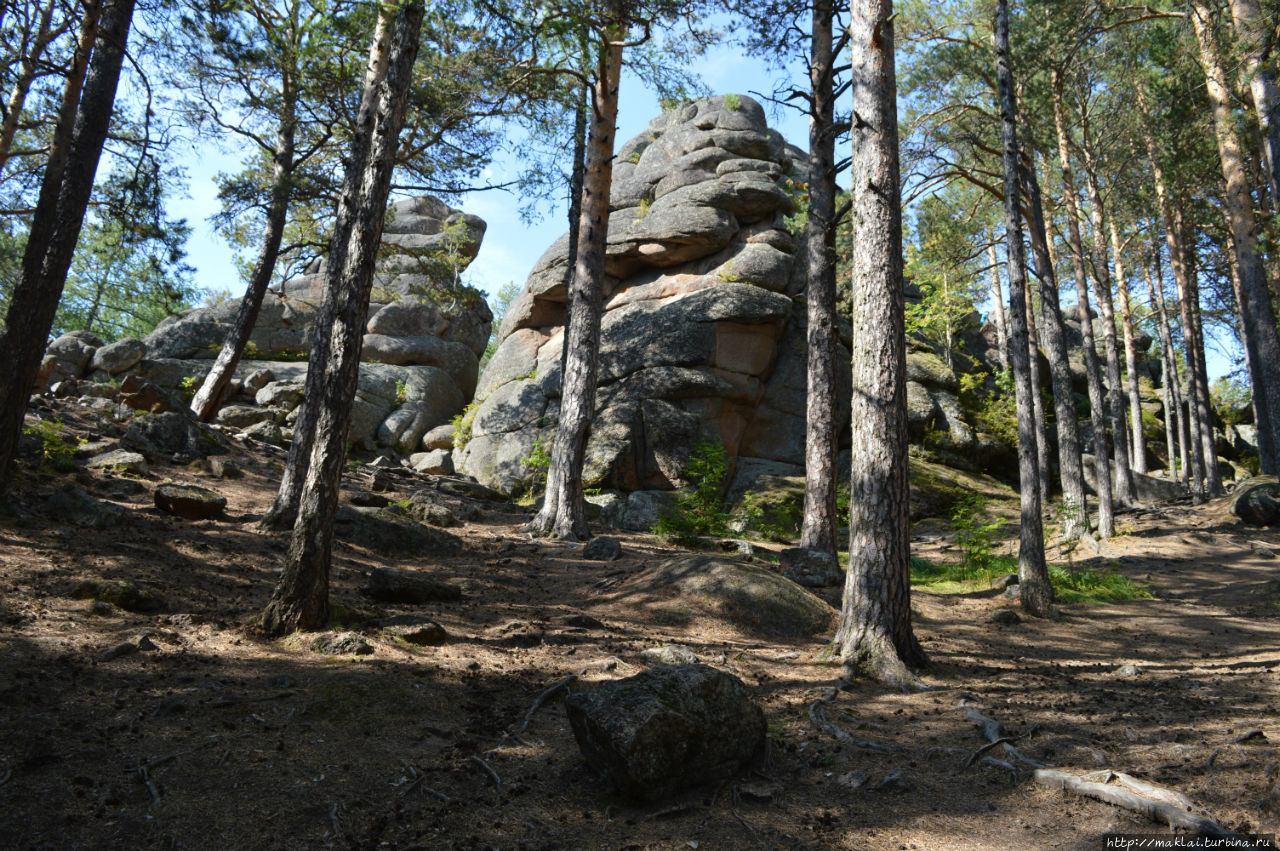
[616,555,835,639]
[1231,476,1280,526]
[564,663,765,801]
[154,484,227,520]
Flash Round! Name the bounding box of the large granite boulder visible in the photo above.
[564,663,766,800]
[457,96,848,497]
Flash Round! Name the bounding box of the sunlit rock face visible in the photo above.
[456,95,852,497]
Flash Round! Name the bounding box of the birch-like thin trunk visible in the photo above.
[1078,142,1136,505]
[994,0,1051,617]
[1192,0,1280,478]
[1022,152,1088,539]
[1108,219,1146,473]
[1050,70,1112,535]
[526,8,624,541]
[262,7,395,531]
[800,0,839,556]
[261,1,424,635]
[0,0,129,492]
[987,240,1010,370]
[837,0,926,687]
[192,93,297,421]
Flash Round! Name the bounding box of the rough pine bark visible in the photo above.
[994,0,1052,617]
[836,0,926,689]
[0,0,131,492]
[261,1,424,636]
[800,0,839,556]
[261,7,395,531]
[1025,278,1050,505]
[1192,0,1280,477]
[192,97,297,422]
[1050,72,1113,536]
[1108,219,1146,473]
[1022,152,1088,539]
[526,7,624,541]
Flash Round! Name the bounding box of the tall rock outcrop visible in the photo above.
[456,96,851,497]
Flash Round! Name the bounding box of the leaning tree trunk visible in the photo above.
[1229,0,1280,209]
[1022,151,1088,539]
[1108,219,1146,473]
[800,0,839,557]
[191,98,297,422]
[987,239,1010,370]
[1192,0,1280,477]
[837,0,926,688]
[0,0,131,492]
[1050,71,1113,536]
[994,0,1052,617]
[261,0,424,636]
[526,8,624,541]
[1220,205,1276,474]
[262,7,395,531]
[1079,152,1136,505]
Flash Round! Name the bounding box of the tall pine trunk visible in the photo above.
[1228,0,1280,207]
[800,0,839,556]
[0,0,131,492]
[1050,70,1113,536]
[526,6,625,541]
[1192,0,1280,477]
[261,1,424,635]
[0,0,59,172]
[1136,85,1208,500]
[1025,277,1050,505]
[995,0,1051,617]
[191,96,298,421]
[1109,219,1146,473]
[1142,260,1185,482]
[261,8,396,531]
[837,0,926,688]
[1022,152,1087,539]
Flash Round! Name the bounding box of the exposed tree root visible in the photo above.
[510,675,577,740]
[809,685,898,752]
[959,700,1242,840]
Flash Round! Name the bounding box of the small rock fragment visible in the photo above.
[639,644,698,665]
[583,536,622,561]
[990,608,1020,626]
[310,632,374,656]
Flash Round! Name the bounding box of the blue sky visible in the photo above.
[177,39,811,310]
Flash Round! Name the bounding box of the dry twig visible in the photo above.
[470,754,501,794]
[809,686,897,752]
[510,674,577,739]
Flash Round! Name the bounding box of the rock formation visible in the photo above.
[457,95,849,501]
[37,196,489,461]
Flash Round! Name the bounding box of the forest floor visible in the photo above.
[2,400,1279,850]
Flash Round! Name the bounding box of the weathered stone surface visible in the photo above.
[461,97,810,497]
[583,536,622,561]
[639,645,698,665]
[70,579,165,613]
[365,566,463,603]
[89,337,146,374]
[336,507,463,558]
[564,663,765,801]
[778,547,842,588]
[906,351,958,391]
[382,617,448,645]
[620,555,835,639]
[1231,476,1280,526]
[310,632,373,656]
[85,449,148,475]
[421,423,455,451]
[40,331,102,387]
[154,484,227,520]
[44,485,124,529]
[618,490,679,532]
[123,411,225,460]
[409,449,453,475]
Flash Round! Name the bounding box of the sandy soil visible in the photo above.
[1,398,1278,850]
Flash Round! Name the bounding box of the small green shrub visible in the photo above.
[635,198,651,220]
[654,436,731,541]
[1048,564,1151,603]
[22,418,82,473]
[520,434,551,498]
[627,150,642,164]
[723,93,742,111]
[394,380,408,405]
[450,400,479,451]
[179,375,198,399]
[950,493,1003,581]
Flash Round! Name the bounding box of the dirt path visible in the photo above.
[1,406,1278,849]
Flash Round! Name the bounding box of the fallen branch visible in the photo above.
[510,675,577,739]
[809,687,898,752]
[470,755,501,794]
[1078,770,1195,811]
[965,737,1018,768]
[958,700,1043,769]
[1034,769,1240,840]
